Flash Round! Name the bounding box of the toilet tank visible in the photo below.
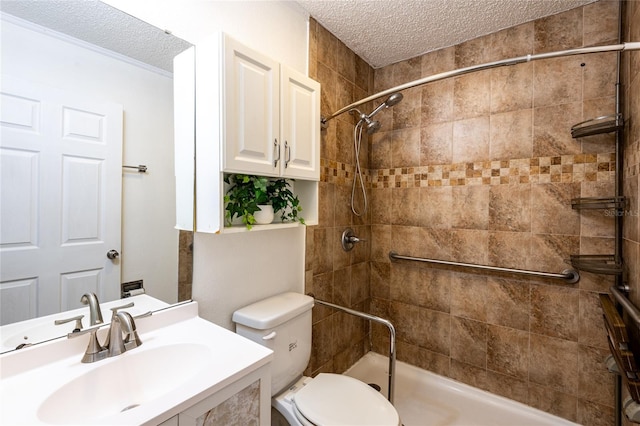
[232,292,314,395]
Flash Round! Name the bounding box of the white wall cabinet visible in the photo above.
[223,36,320,179]
[174,32,319,233]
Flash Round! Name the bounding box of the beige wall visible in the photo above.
[307,1,627,425]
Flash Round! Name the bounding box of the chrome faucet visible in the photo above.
[69,303,147,363]
[103,301,134,349]
[107,311,142,357]
[80,293,104,326]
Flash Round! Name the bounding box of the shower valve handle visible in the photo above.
[348,236,366,243]
[341,228,366,252]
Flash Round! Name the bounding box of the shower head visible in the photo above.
[348,108,381,135]
[348,92,403,135]
[364,118,381,134]
[385,92,404,107]
[368,92,404,119]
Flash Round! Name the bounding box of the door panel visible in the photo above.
[61,156,103,243]
[0,76,122,324]
[60,269,103,312]
[0,278,37,324]
[0,148,38,246]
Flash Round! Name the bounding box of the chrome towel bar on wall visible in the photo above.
[388,252,580,284]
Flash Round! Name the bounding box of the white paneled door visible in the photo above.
[0,76,123,325]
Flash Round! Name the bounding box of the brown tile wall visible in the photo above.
[367,2,620,425]
[622,0,640,424]
[306,1,630,425]
[623,1,640,313]
[178,230,193,302]
[304,18,376,376]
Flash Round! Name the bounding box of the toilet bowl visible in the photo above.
[278,374,399,426]
[233,292,400,426]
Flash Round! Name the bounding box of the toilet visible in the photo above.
[233,292,400,426]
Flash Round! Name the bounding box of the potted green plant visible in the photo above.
[223,174,305,229]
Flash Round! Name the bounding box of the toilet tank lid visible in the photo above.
[232,292,314,330]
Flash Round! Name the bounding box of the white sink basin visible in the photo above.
[37,343,211,424]
[0,301,273,425]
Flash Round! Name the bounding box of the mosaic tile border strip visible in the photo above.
[321,154,617,187]
[320,159,356,185]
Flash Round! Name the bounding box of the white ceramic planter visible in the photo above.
[254,205,275,224]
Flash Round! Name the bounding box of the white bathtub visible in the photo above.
[344,352,580,426]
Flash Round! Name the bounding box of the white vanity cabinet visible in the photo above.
[158,367,271,426]
[158,364,270,426]
[178,367,268,425]
[174,32,320,233]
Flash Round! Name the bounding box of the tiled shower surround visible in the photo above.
[622,0,640,424]
[304,1,632,425]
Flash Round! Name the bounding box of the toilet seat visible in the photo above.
[292,373,400,426]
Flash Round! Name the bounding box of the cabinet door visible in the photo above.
[223,35,280,176]
[280,66,321,180]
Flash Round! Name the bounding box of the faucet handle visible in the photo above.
[110,301,134,318]
[54,314,84,332]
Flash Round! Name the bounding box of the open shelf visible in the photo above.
[570,255,623,275]
[571,114,623,138]
[220,222,303,234]
[571,196,626,210]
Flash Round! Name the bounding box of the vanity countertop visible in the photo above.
[0,301,273,425]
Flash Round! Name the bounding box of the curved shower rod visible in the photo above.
[321,41,640,127]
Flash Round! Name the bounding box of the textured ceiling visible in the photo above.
[295,0,597,68]
[1,0,598,72]
[0,0,192,72]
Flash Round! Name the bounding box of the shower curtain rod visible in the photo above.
[321,41,640,126]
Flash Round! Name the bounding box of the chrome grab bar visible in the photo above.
[611,286,640,328]
[307,294,396,404]
[389,252,580,284]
